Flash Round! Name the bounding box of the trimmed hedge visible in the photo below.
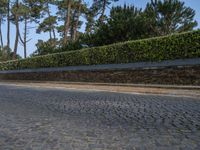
[0,30,200,71]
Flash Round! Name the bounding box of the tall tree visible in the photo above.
[13,0,43,58]
[72,0,81,41]
[39,0,57,40]
[85,6,96,34]
[7,0,10,49]
[71,0,86,41]
[56,0,76,44]
[64,0,72,44]
[18,2,32,58]
[56,0,85,42]
[83,5,147,46]
[0,0,7,48]
[93,0,118,23]
[57,0,73,44]
[12,0,20,59]
[37,16,57,40]
[145,0,197,36]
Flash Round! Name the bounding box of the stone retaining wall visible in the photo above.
[0,64,199,85]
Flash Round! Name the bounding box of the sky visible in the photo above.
[1,0,200,58]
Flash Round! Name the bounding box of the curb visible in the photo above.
[0,80,199,90]
[0,80,200,99]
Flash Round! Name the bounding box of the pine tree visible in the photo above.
[145,0,197,36]
[85,2,98,34]
[83,5,147,46]
[39,0,57,40]
[93,0,118,23]
[71,0,82,41]
[0,0,7,48]
[7,0,10,49]
[37,16,57,40]
[11,0,42,58]
[12,0,20,59]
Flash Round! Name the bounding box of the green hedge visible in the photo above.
[0,30,200,71]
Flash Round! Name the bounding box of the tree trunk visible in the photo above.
[0,19,3,48]
[13,0,19,59]
[70,11,76,40]
[7,0,10,48]
[49,31,52,40]
[52,28,56,40]
[24,17,27,58]
[99,0,107,23]
[63,0,72,44]
[46,3,56,40]
[19,16,31,59]
[13,16,19,59]
[72,0,81,41]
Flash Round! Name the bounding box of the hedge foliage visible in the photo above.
[0,30,200,71]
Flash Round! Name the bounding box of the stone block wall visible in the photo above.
[0,65,199,85]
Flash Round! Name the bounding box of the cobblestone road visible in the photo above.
[0,84,200,150]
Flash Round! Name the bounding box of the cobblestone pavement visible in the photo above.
[0,84,200,150]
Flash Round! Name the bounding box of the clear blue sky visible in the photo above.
[2,0,200,57]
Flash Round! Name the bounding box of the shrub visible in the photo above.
[0,30,200,71]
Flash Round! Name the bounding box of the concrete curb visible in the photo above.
[1,80,200,90]
[0,81,200,99]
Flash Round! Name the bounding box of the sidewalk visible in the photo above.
[0,80,200,98]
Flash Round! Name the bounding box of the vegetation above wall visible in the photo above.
[0,0,198,60]
[0,30,200,71]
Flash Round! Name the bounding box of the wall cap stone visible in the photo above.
[0,58,199,74]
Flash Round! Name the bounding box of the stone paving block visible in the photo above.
[0,85,200,149]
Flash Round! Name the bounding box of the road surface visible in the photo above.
[0,84,200,150]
